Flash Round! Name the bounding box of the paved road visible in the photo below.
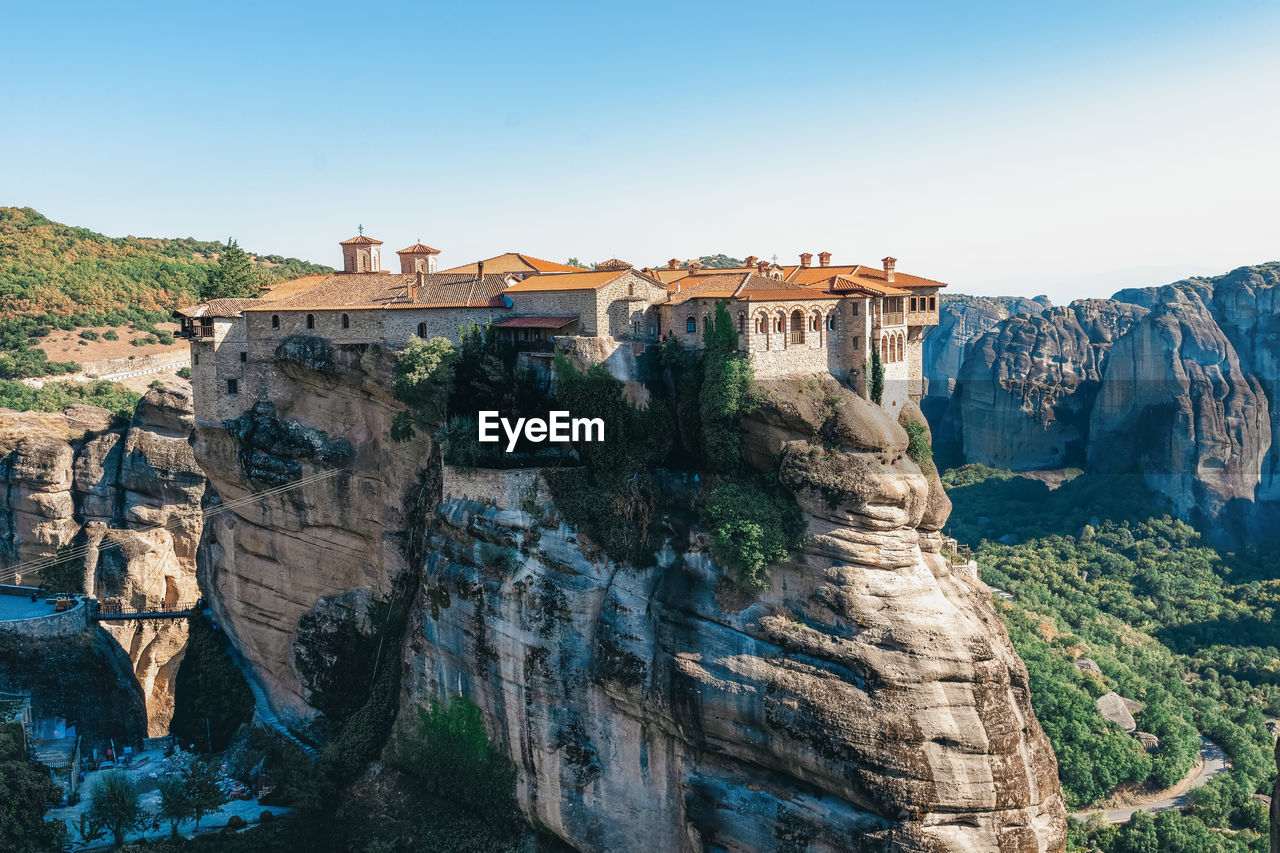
[1074,738,1228,824]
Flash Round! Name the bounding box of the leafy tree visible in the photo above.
[391,696,519,828]
[186,758,228,830]
[85,770,144,848]
[705,474,805,590]
[157,775,194,838]
[390,335,458,441]
[203,238,261,300]
[0,723,66,853]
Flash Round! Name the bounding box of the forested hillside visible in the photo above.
[943,465,1276,852]
[0,206,331,377]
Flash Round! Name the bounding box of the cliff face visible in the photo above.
[930,264,1280,543]
[193,340,432,728]
[1088,288,1270,529]
[945,301,1146,469]
[192,350,1067,850]
[0,382,205,734]
[414,379,1064,852]
[923,295,1050,423]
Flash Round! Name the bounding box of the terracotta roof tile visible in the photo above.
[241,272,513,311]
[339,235,383,246]
[397,243,440,255]
[501,269,628,293]
[439,253,583,275]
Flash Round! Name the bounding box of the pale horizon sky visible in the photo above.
[2,1,1278,305]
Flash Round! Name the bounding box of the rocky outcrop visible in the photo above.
[194,342,431,728]
[192,349,1067,850]
[923,294,1050,424]
[1087,289,1270,531]
[945,301,1146,469]
[927,263,1280,544]
[0,381,205,734]
[401,376,1066,852]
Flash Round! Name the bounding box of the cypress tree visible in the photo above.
[869,347,885,405]
[204,238,260,300]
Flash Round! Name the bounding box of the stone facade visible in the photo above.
[180,239,945,427]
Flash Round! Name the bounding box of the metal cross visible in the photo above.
[358,224,364,236]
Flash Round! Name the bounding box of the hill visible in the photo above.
[0,206,331,377]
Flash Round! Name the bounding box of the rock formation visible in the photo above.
[189,342,1068,850]
[945,301,1146,469]
[923,294,1050,426]
[1088,289,1270,531]
[194,341,429,728]
[0,381,205,734]
[928,263,1280,544]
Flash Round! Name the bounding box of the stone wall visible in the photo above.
[0,597,87,638]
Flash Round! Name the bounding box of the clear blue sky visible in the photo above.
[3,0,1278,303]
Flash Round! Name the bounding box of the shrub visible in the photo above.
[79,329,100,340]
[226,815,247,830]
[904,420,933,472]
[102,329,119,341]
[177,366,192,379]
[705,473,806,590]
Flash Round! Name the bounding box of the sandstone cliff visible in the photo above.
[193,335,1067,850]
[923,294,1049,426]
[944,301,1146,470]
[0,381,205,734]
[930,263,1280,543]
[404,378,1065,851]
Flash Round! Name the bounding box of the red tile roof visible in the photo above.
[397,243,440,255]
[439,253,583,275]
[241,272,513,310]
[339,235,383,246]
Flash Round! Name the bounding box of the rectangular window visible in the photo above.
[240,351,247,362]
[227,379,238,395]
[686,317,696,333]
[851,302,859,316]
[929,296,937,310]
[193,353,199,366]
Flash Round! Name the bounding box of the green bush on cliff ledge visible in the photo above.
[705,474,806,590]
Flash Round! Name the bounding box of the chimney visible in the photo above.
[477,260,485,279]
[744,255,758,268]
[882,256,896,282]
[667,258,680,270]
[756,260,769,274]
[688,260,703,272]
[818,251,831,267]
[799,252,812,268]
[409,271,424,302]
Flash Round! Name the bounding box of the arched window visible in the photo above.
[271,314,280,330]
[417,322,427,338]
[881,336,889,362]
[826,313,835,331]
[790,310,805,345]
[341,313,350,329]
[358,255,366,272]
[774,313,784,334]
[306,314,315,330]
[686,315,696,333]
[754,313,766,334]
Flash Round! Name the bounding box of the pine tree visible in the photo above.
[203,238,260,300]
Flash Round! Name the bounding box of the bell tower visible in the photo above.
[397,241,441,274]
[340,227,383,273]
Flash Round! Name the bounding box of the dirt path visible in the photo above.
[1073,738,1228,824]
